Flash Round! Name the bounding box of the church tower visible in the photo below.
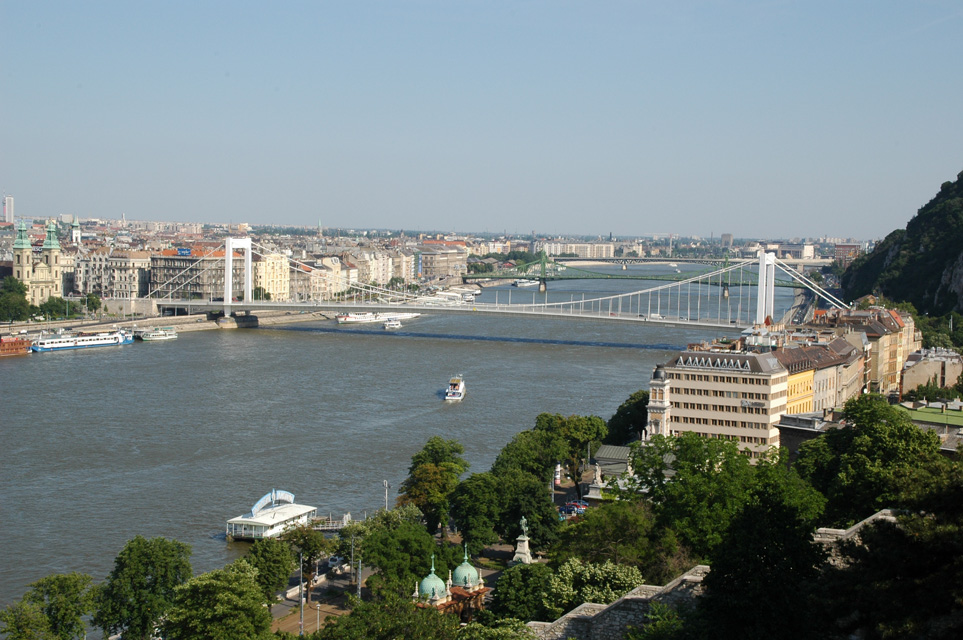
[42,220,62,296]
[646,364,672,439]
[13,221,32,283]
[71,218,81,244]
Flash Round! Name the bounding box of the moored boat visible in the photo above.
[444,375,466,401]
[226,489,317,541]
[0,335,32,357]
[512,278,539,287]
[30,330,134,353]
[135,327,178,341]
[336,312,421,324]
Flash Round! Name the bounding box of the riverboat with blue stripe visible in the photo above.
[30,330,134,353]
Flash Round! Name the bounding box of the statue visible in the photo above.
[511,515,533,565]
[520,516,529,537]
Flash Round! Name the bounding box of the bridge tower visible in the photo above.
[224,237,253,314]
[755,251,776,325]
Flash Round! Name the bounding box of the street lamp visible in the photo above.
[315,603,321,632]
[298,550,304,637]
[383,480,390,511]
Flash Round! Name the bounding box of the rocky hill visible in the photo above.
[842,170,963,314]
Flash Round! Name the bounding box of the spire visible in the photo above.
[14,221,31,250]
[42,221,60,251]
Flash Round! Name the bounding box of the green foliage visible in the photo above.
[246,538,296,605]
[162,559,273,640]
[494,468,560,551]
[333,504,424,572]
[624,602,688,640]
[534,413,607,499]
[490,429,566,484]
[281,524,333,601]
[362,521,448,599]
[92,535,193,640]
[0,276,30,321]
[457,618,538,639]
[450,473,501,555]
[551,500,692,585]
[21,573,93,640]
[488,562,554,622]
[698,463,827,639]
[399,437,470,535]
[842,169,963,314]
[313,595,460,640]
[37,297,79,320]
[827,459,963,638]
[605,390,649,445]
[0,599,53,640]
[2,275,28,297]
[544,558,645,620]
[795,394,942,526]
[627,433,756,560]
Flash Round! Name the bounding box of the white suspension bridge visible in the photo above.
[151,238,847,329]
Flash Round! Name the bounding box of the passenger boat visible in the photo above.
[226,489,317,542]
[512,279,539,287]
[135,327,178,341]
[336,312,420,324]
[444,375,466,401]
[383,319,402,330]
[30,330,134,353]
[0,335,32,357]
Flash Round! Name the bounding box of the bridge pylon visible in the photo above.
[224,237,253,315]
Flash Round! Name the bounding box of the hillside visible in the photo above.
[842,170,963,314]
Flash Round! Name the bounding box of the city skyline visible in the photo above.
[2,1,961,239]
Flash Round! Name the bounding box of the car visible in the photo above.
[567,500,589,509]
[558,505,578,515]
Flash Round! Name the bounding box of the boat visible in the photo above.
[135,327,178,341]
[383,319,402,330]
[512,279,539,287]
[0,335,32,357]
[668,263,678,268]
[226,489,317,542]
[336,312,421,324]
[30,330,134,353]
[444,375,466,401]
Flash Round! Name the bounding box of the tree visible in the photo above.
[495,468,560,551]
[0,276,30,321]
[281,524,333,603]
[2,275,28,297]
[333,504,424,567]
[697,463,827,639]
[92,536,193,640]
[246,537,296,606]
[488,562,554,622]
[313,595,460,640]
[624,602,689,640]
[490,429,566,484]
[362,521,448,599]
[398,437,470,535]
[534,414,607,499]
[84,293,101,313]
[22,573,93,640]
[795,394,943,526]
[450,473,501,555]
[0,600,53,640]
[252,286,271,301]
[162,559,273,640]
[544,558,645,620]
[605,390,649,444]
[458,618,538,639]
[628,433,755,560]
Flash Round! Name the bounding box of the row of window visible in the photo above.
[669,430,773,445]
[669,372,783,385]
[672,402,779,415]
[673,387,783,401]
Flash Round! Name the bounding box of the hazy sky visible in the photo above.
[2,1,961,239]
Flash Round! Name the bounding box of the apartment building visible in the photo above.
[537,242,615,259]
[253,253,290,301]
[647,351,789,458]
[76,248,151,299]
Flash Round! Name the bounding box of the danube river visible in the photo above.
[0,267,792,606]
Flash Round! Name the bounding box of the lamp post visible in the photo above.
[315,603,321,632]
[383,480,390,511]
[298,550,304,636]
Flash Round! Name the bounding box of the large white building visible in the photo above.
[3,195,12,223]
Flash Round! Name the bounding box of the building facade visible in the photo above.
[12,221,63,305]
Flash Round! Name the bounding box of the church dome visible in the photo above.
[418,556,447,599]
[451,546,479,589]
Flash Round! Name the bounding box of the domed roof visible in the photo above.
[418,555,446,599]
[451,545,478,589]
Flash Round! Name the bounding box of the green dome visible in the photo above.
[418,556,446,599]
[452,546,478,589]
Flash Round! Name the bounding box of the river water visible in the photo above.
[0,265,791,606]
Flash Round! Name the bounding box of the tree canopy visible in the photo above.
[92,536,193,640]
[605,390,649,445]
[398,436,470,535]
[246,537,296,606]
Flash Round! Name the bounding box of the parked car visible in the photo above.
[558,505,578,516]
[568,500,589,508]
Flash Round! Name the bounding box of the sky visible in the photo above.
[1,1,961,240]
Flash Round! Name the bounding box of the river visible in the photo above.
[0,265,792,606]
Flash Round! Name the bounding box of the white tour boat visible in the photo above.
[383,319,402,330]
[336,312,421,324]
[226,489,317,542]
[30,329,134,353]
[444,375,466,401]
[135,327,178,341]
[512,279,539,287]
